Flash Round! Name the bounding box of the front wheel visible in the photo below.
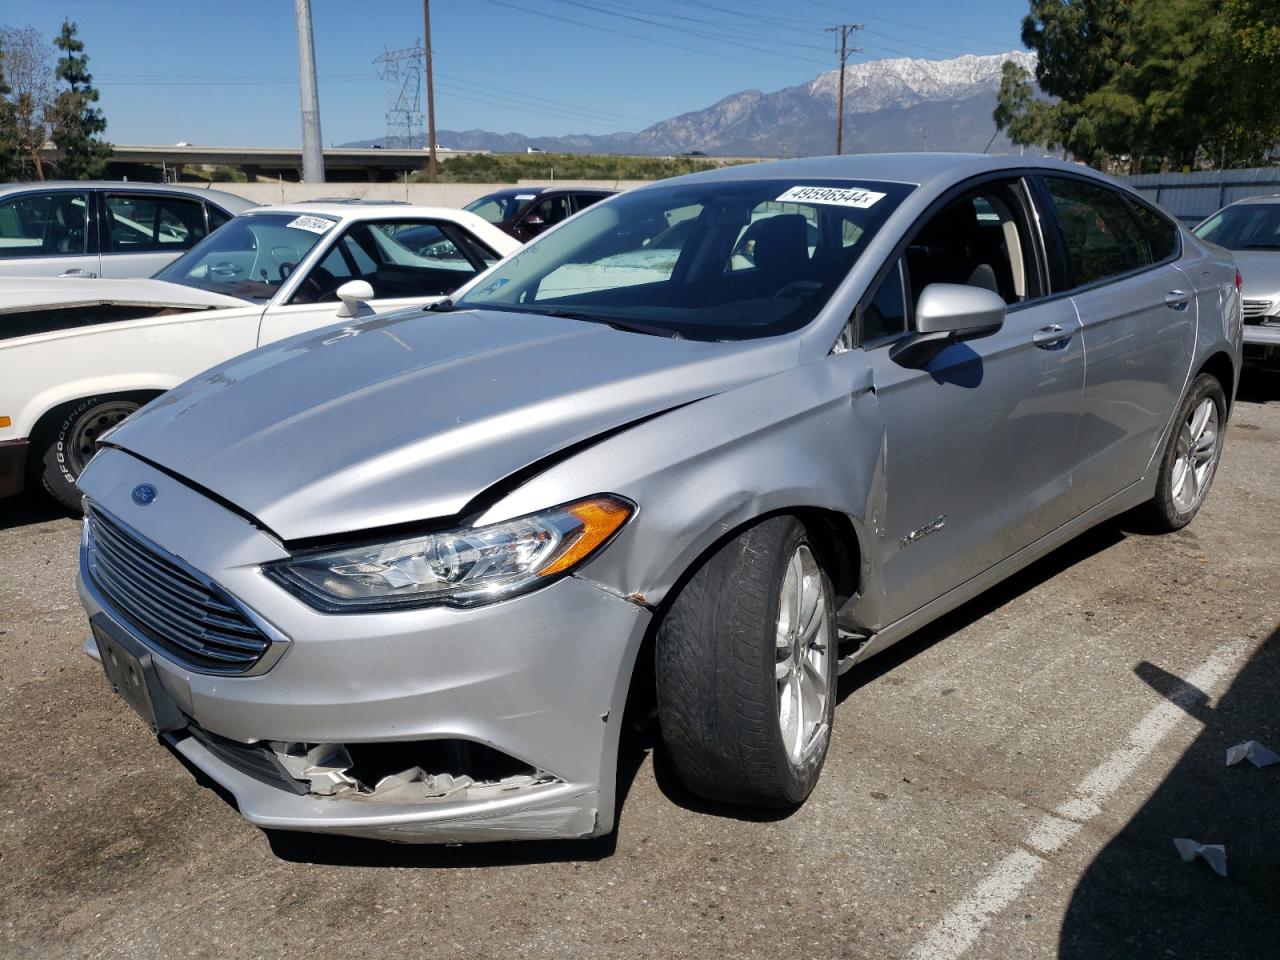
[1139,373,1226,532]
[38,396,141,512]
[655,515,837,807]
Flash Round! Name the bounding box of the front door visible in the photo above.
[858,180,1086,623]
[0,189,100,278]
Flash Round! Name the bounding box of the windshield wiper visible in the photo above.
[539,308,682,339]
[426,298,455,311]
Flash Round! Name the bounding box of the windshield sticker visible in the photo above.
[775,185,886,209]
[286,215,337,234]
[514,194,537,200]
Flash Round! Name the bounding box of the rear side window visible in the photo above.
[1042,177,1151,288]
[105,194,208,253]
[0,191,90,258]
[207,204,233,232]
[1129,200,1179,263]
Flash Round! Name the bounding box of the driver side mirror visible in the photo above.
[334,279,374,319]
[915,283,1006,336]
[522,215,546,230]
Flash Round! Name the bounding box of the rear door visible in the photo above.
[256,218,493,344]
[99,191,211,278]
[1034,174,1196,511]
[0,189,99,278]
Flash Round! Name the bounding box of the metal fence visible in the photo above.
[1120,167,1280,225]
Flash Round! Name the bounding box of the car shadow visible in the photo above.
[1058,626,1279,959]
[836,521,1126,701]
[0,489,71,531]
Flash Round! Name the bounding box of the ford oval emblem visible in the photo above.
[131,483,157,506]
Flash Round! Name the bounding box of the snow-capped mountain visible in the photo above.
[348,51,1038,157]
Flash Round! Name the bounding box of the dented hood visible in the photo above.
[107,307,798,540]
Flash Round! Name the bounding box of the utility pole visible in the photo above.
[423,0,438,182]
[295,0,325,182]
[824,23,862,155]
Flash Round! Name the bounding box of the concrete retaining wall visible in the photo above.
[204,179,651,207]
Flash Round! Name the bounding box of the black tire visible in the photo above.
[37,396,141,513]
[655,515,837,807]
[1138,373,1227,532]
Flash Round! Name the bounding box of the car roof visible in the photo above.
[247,201,489,221]
[0,180,255,211]
[649,152,1114,192]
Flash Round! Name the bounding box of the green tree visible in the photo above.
[1208,0,1280,165]
[0,38,20,181]
[49,20,109,179]
[993,59,1065,156]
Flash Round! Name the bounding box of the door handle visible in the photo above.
[58,269,96,278]
[1032,323,1072,349]
[1165,289,1192,310]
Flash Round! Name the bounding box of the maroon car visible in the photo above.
[463,185,614,241]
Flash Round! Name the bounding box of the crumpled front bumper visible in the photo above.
[76,448,652,843]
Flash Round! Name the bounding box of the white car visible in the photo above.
[0,202,520,510]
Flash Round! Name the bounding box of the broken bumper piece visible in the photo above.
[171,731,600,842]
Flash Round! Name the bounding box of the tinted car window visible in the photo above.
[464,190,533,225]
[1130,200,1179,262]
[0,191,90,258]
[862,259,908,342]
[456,178,914,341]
[1043,177,1151,288]
[573,193,607,213]
[105,194,207,253]
[526,195,570,228]
[207,204,233,232]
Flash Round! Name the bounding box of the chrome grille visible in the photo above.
[87,506,270,673]
[1243,299,1273,322]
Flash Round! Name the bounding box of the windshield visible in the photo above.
[1193,203,1280,251]
[454,178,913,340]
[463,190,537,224]
[154,212,336,301]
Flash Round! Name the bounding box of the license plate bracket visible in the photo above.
[93,615,186,734]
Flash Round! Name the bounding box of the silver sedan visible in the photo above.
[76,154,1242,843]
[1193,195,1280,366]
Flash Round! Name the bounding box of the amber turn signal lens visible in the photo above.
[537,496,633,577]
[0,416,10,428]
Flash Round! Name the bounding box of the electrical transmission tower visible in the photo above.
[374,42,425,148]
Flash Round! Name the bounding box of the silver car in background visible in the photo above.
[76,154,1241,844]
[1192,195,1280,366]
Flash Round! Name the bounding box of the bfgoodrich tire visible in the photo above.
[655,515,837,807]
[1139,373,1227,533]
[37,396,141,512]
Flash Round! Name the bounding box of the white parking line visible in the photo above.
[906,640,1249,960]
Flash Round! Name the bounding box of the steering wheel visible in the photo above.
[207,261,244,281]
[773,280,822,300]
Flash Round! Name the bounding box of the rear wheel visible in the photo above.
[1139,373,1226,532]
[655,515,836,807]
[38,397,140,512]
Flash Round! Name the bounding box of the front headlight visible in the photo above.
[266,495,633,612]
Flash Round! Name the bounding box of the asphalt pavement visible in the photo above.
[2,371,1277,960]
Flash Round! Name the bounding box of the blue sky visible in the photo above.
[6,0,1030,146]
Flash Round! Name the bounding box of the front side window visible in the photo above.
[1043,177,1151,288]
[290,220,488,305]
[454,178,914,341]
[155,212,334,301]
[0,191,90,258]
[105,194,207,253]
[523,195,570,231]
[904,181,1038,311]
[1193,203,1280,252]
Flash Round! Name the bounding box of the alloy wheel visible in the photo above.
[1170,397,1220,514]
[774,544,831,765]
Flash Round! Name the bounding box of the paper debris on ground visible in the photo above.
[1225,739,1280,768]
[1173,838,1228,877]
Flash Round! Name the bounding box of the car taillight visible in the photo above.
[1235,269,1243,291]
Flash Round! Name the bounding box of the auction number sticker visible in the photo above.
[775,185,886,208]
[286,215,337,234]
